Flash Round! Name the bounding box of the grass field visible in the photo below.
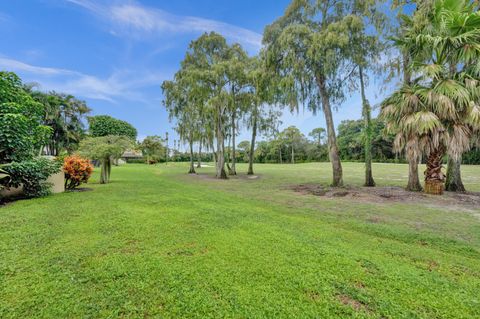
[1,162,480,318]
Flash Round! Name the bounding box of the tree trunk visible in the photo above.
[279,147,283,164]
[406,155,423,191]
[212,142,217,168]
[359,66,375,187]
[445,156,465,192]
[188,139,196,174]
[165,135,169,166]
[424,146,445,195]
[231,110,237,175]
[215,107,227,179]
[291,145,295,164]
[247,114,257,175]
[226,134,233,174]
[100,159,108,184]
[316,73,343,187]
[197,143,202,168]
[403,52,412,86]
[106,158,111,183]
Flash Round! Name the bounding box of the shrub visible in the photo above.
[0,72,52,163]
[126,158,146,164]
[3,157,61,198]
[147,159,158,165]
[63,155,93,190]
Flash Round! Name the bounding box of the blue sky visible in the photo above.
[0,0,391,148]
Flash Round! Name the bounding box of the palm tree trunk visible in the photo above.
[100,159,108,184]
[359,66,375,187]
[445,156,465,192]
[197,143,202,168]
[407,155,423,191]
[316,73,343,187]
[106,158,111,183]
[291,145,295,164]
[247,114,258,175]
[424,146,445,195]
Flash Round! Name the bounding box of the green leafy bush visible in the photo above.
[3,158,61,198]
[0,72,52,163]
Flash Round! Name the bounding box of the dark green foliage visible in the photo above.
[337,119,395,162]
[2,157,61,198]
[88,115,137,141]
[29,91,91,155]
[139,136,165,164]
[463,149,480,165]
[0,72,51,163]
[126,158,148,164]
[0,72,60,198]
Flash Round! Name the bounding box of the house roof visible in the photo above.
[122,150,143,158]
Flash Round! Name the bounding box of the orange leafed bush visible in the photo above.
[63,155,94,190]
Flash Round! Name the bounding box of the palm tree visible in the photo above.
[28,91,91,155]
[382,0,480,194]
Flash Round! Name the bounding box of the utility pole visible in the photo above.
[165,132,169,165]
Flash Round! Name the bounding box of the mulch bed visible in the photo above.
[290,183,480,211]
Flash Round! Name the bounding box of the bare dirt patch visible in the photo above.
[291,184,480,212]
[337,294,370,312]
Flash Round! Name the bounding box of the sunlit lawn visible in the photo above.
[1,163,479,318]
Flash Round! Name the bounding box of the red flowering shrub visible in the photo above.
[63,155,93,190]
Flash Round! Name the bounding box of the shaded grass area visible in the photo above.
[1,163,480,318]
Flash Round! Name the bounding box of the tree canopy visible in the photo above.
[88,115,137,141]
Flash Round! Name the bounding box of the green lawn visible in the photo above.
[1,163,480,318]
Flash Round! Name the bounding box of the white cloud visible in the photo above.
[0,56,167,103]
[0,56,78,76]
[67,0,262,51]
